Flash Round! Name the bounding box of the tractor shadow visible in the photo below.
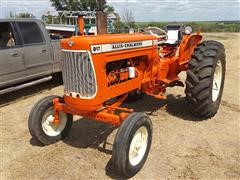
[160,94,202,121]
[62,94,201,179]
[124,94,201,121]
[63,118,116,154]
[62,118,126,178]
[30,137,44,147]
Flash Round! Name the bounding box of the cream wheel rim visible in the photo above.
[41,107,67,137]
[212,60,223,102]
[129,126,148,166]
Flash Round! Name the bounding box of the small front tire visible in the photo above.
[28,95,73,145]
[112,112,152,178]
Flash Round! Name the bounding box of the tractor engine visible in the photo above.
[106,59,137,86]
[60,34,158,113]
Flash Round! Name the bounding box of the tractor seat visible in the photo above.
[163,25,183,46]
[164,30,179,45]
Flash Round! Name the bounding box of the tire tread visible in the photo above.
[185,40,226,118]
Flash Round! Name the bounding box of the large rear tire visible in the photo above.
[112,112,152,178]
[28,95,73,145]
[185,41,226,118]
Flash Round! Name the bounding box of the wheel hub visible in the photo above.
[46,115,54,124]
[129,126,148,166]
[42,107,67,137]
[212,60,223,102]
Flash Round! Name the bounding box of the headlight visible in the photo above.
[184,26,193,35]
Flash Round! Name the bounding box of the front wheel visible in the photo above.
[112,112,152,178]
[185,41,226,118]
[28,95,73,145]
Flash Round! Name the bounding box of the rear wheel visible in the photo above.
[112,112,152,178]
[185,41,226,118]
[28,95,73,145]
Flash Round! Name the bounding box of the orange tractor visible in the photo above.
[28,16,226,177]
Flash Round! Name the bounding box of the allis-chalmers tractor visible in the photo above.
[28,16,226,177]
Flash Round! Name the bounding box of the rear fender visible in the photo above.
[178,34,202,68]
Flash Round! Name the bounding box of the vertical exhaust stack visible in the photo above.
[77,15,85,36]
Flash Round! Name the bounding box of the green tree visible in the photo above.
[15,13,36,18]
[50,0,108,11]
[42,14,60,24]
[105,5,115,12]
[113,20,125,33]
[122,8,136,30]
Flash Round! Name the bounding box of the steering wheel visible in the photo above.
[143,27,168,44]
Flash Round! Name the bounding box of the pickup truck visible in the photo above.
[0,19,62,95]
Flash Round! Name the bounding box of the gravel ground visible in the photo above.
[0,33,239,179]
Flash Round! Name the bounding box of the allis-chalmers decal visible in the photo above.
[112,41,143,50]
[91,40,153,54]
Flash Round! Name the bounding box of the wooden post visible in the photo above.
[96,11,107,34]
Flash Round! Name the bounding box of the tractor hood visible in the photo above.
[61,33,158,54]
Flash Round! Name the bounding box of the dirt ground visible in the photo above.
[0,33,239,179]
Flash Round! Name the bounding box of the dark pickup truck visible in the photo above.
[0,19,62,95]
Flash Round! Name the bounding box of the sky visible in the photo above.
[0,0,239,22]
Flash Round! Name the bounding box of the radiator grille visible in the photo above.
[61,51,97,98]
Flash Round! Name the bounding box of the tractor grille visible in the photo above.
[61,50,97,98]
